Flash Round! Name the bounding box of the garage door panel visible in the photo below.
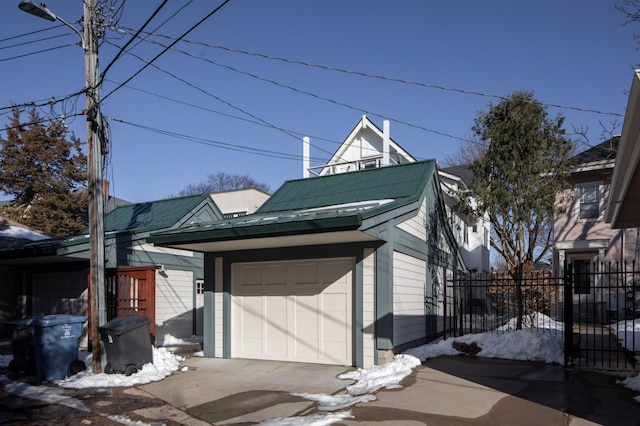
[232,258,353,365]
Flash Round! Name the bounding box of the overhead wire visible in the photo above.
[100,0,231,103]
[98,0,170,85]
[129,29,625,118]
[108,33,471,145]
[102,78,342,146]
[108,116,327,162]
[101,40,339,160]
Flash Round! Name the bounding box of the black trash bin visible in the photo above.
[99,316,152,376]
[30,314,87,381]
[4,317,36,375]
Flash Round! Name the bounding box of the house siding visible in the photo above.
[155,269,194,342]
[392,251,427,347]
[362,248,376,368]
[554,165,640,274]
[214,256,224,357]
[32,270,88,317]
[396,199,427,241]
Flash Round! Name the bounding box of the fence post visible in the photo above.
[563,262,574,367]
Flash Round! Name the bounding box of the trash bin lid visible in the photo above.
[99,316,150,335]
[31,314,88,327]
[7,317,35,327]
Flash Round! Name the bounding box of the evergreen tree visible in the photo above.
[468,91,573,328]
[0,107,88,236]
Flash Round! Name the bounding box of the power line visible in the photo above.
[0,23,66,43]
[99,0,170,85]
[103,78,343,146]
[101,42,340,160]
[0,32,74,52]
[129,29,625,118]
[108,116,326,162]
[100,0,231,103]
[0,43,78,62]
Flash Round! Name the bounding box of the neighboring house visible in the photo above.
[210,188,270,219]
[553,136,640,272]
[0,218,49,329]
[0,193,224,346]
[553,136,640,319]
[305,115,490,273]
[149,161,464,368]
[606,69,640,229]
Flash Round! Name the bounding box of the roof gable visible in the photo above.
[571,136,619,167]
[316,116,415,175]
[258,160,436,214]
[103,193,221,233]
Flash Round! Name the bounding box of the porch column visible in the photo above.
[557,250,566,277]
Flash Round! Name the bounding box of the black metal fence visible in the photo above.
[445,269,564,338]
[565,261,640,370]
[445,263,640,371]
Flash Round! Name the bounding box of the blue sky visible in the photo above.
[0,1,637,203]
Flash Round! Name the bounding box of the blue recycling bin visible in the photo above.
[99,316,152,376]
[30,314,87,381]
[4,317,36,374]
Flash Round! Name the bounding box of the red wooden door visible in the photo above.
[89,266,157,342]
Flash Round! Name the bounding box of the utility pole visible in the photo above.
[18,0,106,373]
[84,0,106,374]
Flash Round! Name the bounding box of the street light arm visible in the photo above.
[54,14,86,50]
[18,0,86,50]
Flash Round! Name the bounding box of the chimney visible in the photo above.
[382,120,390,167]
[102,180,110,199]
[303,137,310,178]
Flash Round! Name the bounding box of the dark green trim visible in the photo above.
[203,253,215,357]
[223,259,232,358]
[222,242,378,264]
[394,227,429,261]
[375,238,394,350]
[149,215,362,246]
[354,250,364,368]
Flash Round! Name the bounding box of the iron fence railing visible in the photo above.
[444,263,640,371]
[445,269,564,339]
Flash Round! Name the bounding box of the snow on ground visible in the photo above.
[1,316,639,425]
[609,320,640,352]
[57,346,182,389]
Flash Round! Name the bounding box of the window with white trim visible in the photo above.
[576,183,601,221]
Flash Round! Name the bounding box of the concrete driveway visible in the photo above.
[140,357,354,424]
[140,355,640,426]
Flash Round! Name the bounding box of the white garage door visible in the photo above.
[232,257,354,365]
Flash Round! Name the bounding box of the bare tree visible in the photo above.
[177,171,271,196]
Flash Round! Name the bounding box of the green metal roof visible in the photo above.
[258,160,437,214]
[102,193,213,233]
[149,161,438,247]
[0,193,217,261]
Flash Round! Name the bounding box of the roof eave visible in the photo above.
[149,214,365,251]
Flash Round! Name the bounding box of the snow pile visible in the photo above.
[156,334,202,346]
[498,312,565,331]
[609,320,640,353]
[339,354,421,395]
[405,329,565,365]
[259,411,353,426]
[292,354,420,414]
[58,347,183,389]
